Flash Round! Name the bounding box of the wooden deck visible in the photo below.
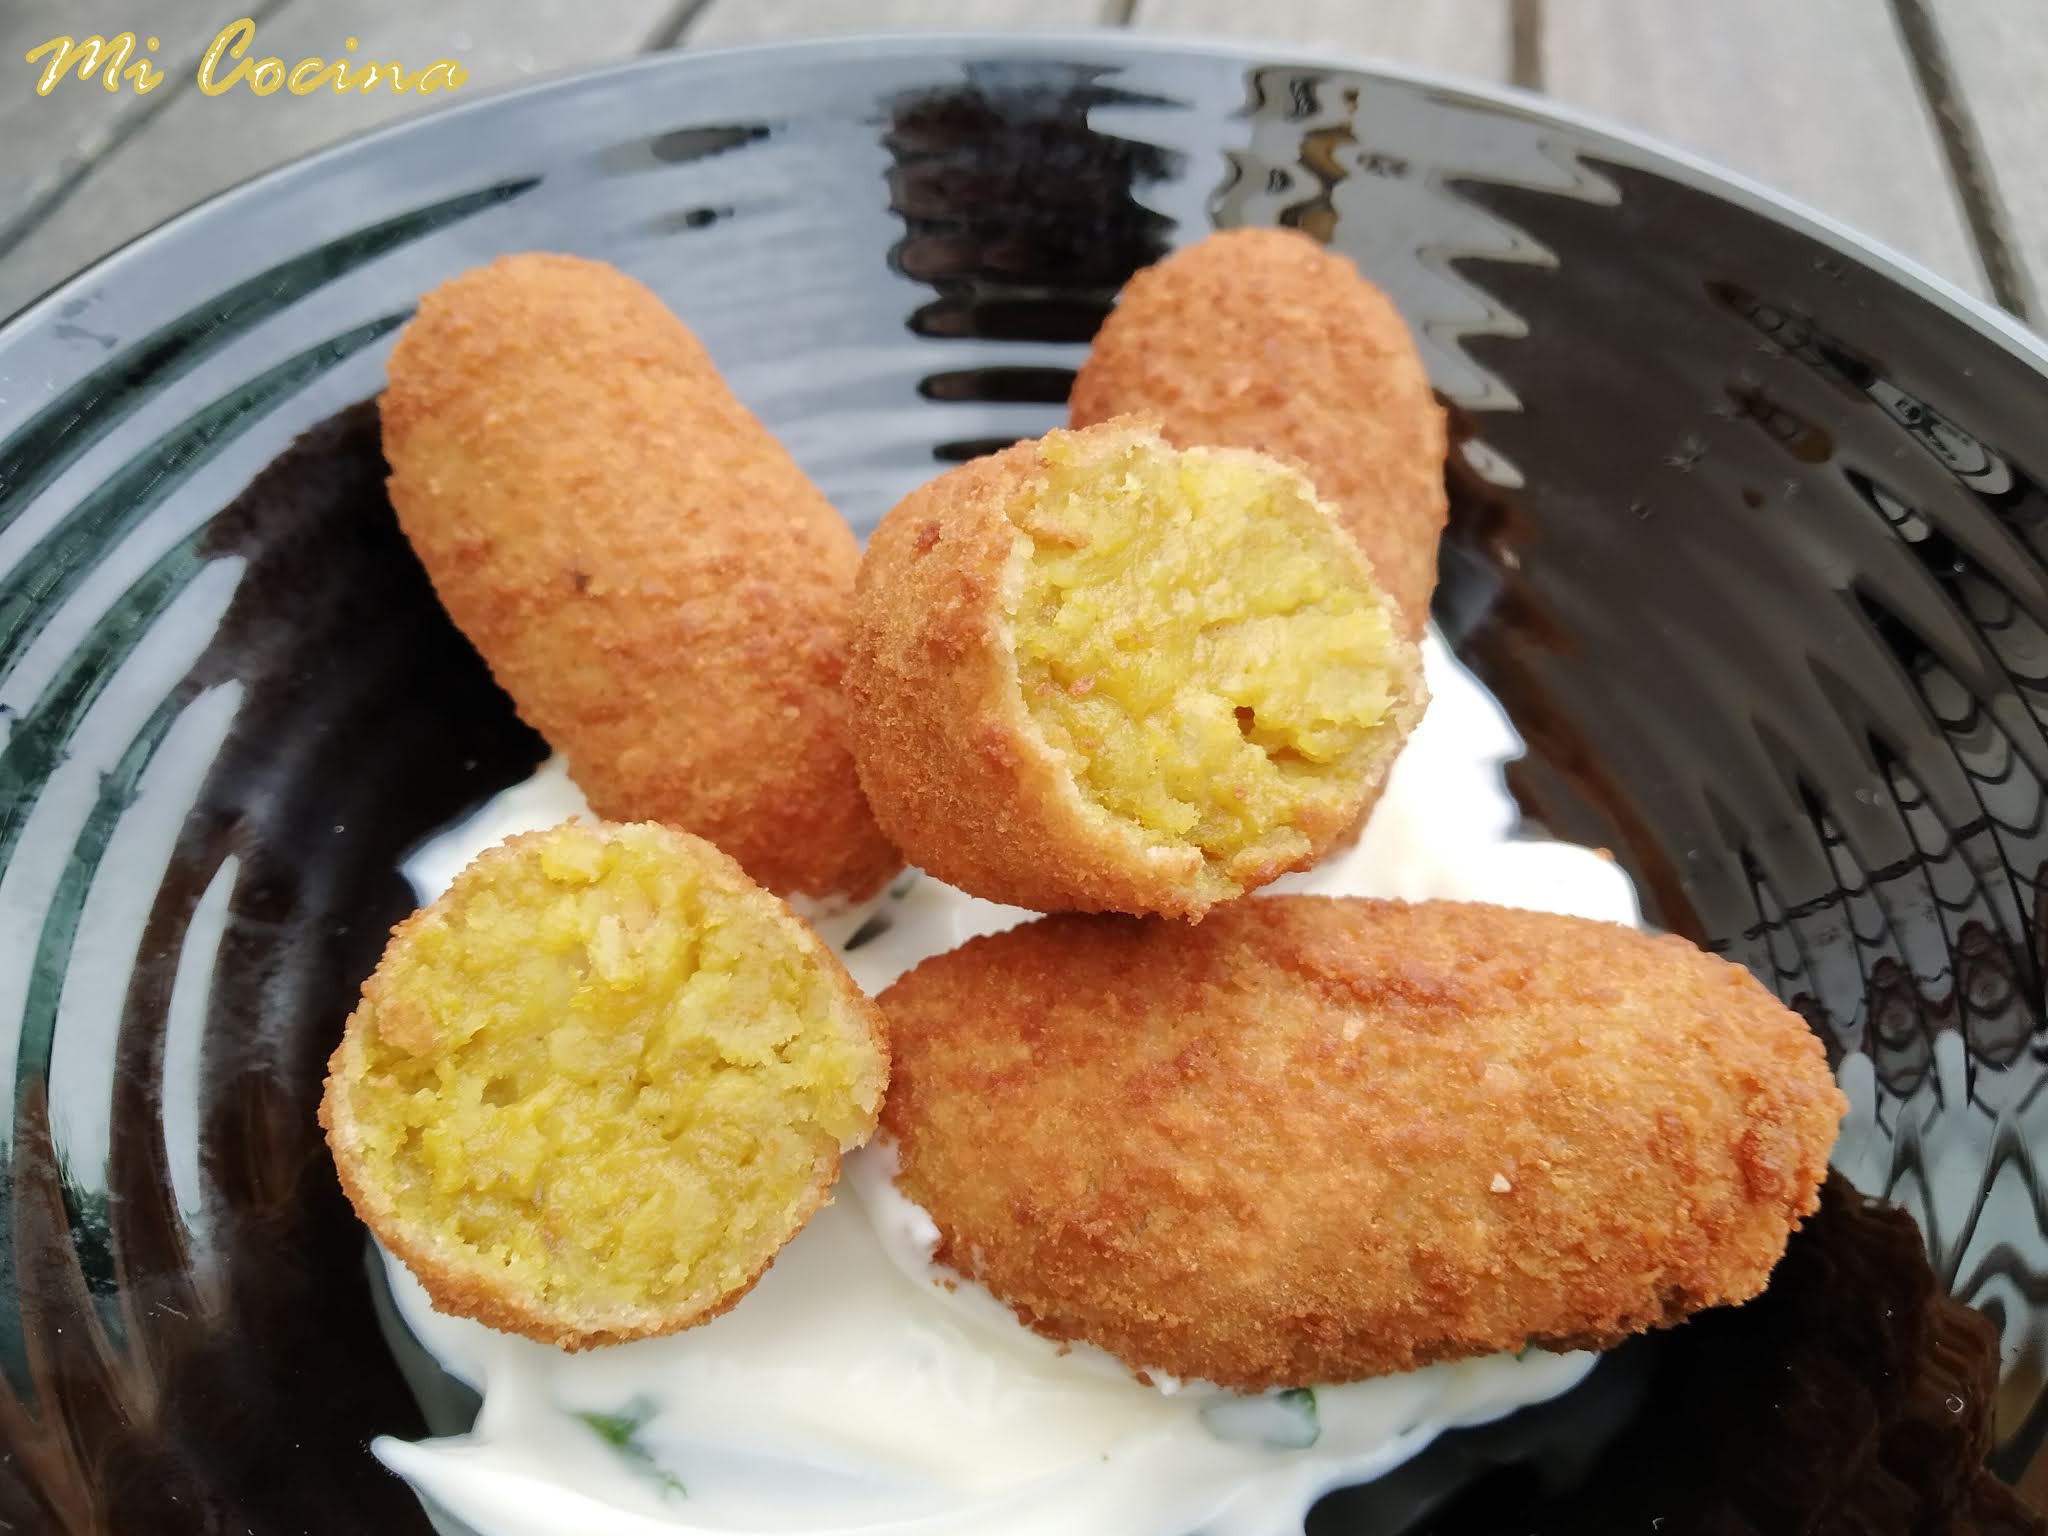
[2,0,2042,325]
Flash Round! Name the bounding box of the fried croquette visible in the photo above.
[879,897,1846,1391]
[320,820,888,1350]
[381,252,898,903]
[1069,228,1447,638]
[844,420,1426,920]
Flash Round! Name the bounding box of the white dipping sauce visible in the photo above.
[376,631,1641,1536]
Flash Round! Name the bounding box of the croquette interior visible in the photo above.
[1010,434,1404,888]
[342,823,883,1325]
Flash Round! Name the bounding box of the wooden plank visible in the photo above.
[1918,0,2048,316]
[1128,0,1510,81]
[0,0,674,320]
[686,0,1106,45]
[1542,0,1987,298]
[0,1,236,244]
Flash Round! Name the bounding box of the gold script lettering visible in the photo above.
[26,21,467,101]
[122,55,166,93]
[197,18,256,96]
[286,57,328,94]
[25,33,134,96]
[351,60,414,93]
[414,60,467,94]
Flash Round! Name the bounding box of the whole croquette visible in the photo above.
[879,898,1845,1391]
[321,820,888,1350]
[844,420,1426,920]
[381,252,898,903]
[1069,228,1447,638]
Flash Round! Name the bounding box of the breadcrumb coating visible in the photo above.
[381,252,898,902]
[1070,228,1447,639]
[879,897,1845,1390]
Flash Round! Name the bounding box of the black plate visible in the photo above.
[3,31,2047,1536]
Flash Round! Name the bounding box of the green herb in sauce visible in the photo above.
[1199,1386,1321,1450]
[573,1396,687,1498]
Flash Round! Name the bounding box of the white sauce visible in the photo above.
[377,631,1641,1536]
[400,757,891,953]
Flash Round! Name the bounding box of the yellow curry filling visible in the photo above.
[1012,436,1402,882]
[347,823,879,1318]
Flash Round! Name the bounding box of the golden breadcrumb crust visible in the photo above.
[1070,228,1448,639]
[843,420,1424,920]
[321,820,888,1350]
[380,252,898,901]
[880,897,1846,1390]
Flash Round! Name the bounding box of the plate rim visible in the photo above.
[3,28,2044,379]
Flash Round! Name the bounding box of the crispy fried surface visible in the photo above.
[381,253,898,901]
[844,420,1424,920]
[321,820,888,1350]
[1069,228,1447,639]
[880,897,1845,1390]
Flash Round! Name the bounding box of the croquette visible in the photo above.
[1069,228,1447,638]
[381,252,898,903]
[844,420,1426,920]
[879,897,1845,1391]
[320,820,889,1350]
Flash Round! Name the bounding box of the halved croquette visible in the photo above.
[844,420,1425,919]
[321,819,888,1349]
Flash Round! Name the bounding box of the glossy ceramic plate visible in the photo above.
[4,31,2048,1535]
